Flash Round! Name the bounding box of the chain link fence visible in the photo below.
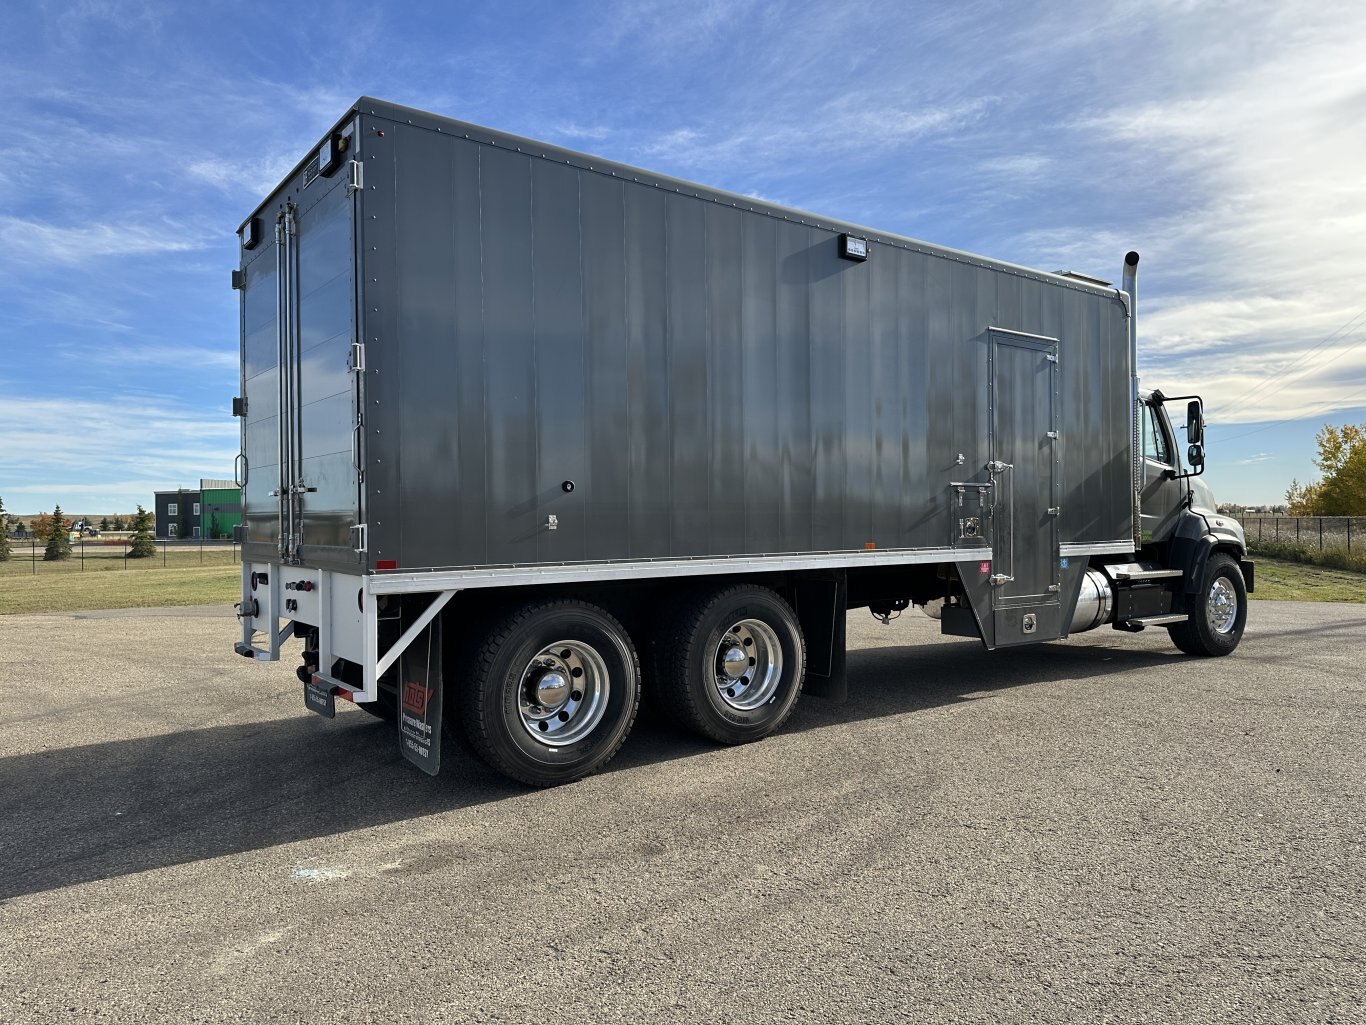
[1,536,242,574]
[1237,517,1365,553]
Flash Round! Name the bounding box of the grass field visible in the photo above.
[1249,557,1366,603]
[0,552,1359,616]
[0,565,239,615]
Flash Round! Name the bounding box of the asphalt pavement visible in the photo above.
[1,600,1363,1024]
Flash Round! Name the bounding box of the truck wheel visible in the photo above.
[460,600,640,787]
[1168,553,1247,657]
[659,585,805,744]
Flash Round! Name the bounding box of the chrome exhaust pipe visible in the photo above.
[1122,251,1141,544]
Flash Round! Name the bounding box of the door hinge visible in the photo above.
[350,523,368,554]
[1046,430,1059,439]
[349,341,365,373]
[231,269,244,291]
[1047,506,1061,516]
[1045,353,1058,363]
[346,159,364,195]
[1047,583,1060,593]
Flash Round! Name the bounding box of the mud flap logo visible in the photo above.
[397,619,442,777]
[402,680,430,716]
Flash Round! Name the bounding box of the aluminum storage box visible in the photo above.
[237,98,1133,580]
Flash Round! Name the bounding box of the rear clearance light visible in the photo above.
[376,559,398,570]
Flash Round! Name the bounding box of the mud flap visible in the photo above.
[304,676,337,718]
[398,617,443,776]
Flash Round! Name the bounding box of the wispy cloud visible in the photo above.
[0,216,207,265]
[0,393,237,509]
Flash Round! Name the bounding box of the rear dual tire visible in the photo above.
[459,600,640,787]
[656,585,806,744]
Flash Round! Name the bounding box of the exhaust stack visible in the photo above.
[1122,251,1141,543]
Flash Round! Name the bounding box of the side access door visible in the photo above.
[988,329,1062,645]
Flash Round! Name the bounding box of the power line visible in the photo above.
[1217,378,1366,443]
[1207,303,1366,417]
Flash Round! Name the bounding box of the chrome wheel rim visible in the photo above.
[518,640,609,746]
[1207,578,1238,634]
[713,619,783,710]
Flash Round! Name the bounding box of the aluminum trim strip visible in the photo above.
[365,547,994,595]
[1060,541,1135,557]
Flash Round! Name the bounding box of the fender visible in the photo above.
[1166,508,1251,595]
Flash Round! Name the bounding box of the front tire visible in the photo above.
[658,585,805,744]
[1168,553,1248,656]
[459,600,640,787]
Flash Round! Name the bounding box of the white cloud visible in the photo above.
[0,216,206,265]
[1058,7,1366,425]
[0,394,238,511]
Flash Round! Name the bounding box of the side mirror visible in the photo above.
[1187,443,1205,472]
[1186,399,1204,445]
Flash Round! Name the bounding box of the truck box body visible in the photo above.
[238,98,1133,593]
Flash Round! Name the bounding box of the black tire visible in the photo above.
[658,585,805,744]
[1168,553,1248,656]
[459,600,640,787]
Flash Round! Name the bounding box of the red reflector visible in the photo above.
[865,541,876,550]
[376,559,398,570]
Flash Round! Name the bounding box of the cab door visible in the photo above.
[1139,401,1183,541]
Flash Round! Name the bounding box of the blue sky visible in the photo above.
[2,0,1365,514]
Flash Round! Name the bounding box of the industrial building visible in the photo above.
[154,479,241,539]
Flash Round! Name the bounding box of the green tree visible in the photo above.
[1284,424,1366,515]
[113,515,126,531]
[99,516,110,532]
[128,504,156,558]
[43,504,72,561]
[0,494,11,561]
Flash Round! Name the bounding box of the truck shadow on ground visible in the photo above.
[0,636,1184,902]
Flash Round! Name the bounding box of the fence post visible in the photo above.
[163,540,167,567]
[1350,519,1353,554]
[31,537,36,575]
[1320,518,1324,551]
[1296,518,1300,542]
[80,536,84,570]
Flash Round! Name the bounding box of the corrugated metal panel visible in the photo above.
[255,106,1136,575]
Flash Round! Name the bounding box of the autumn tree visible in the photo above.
[1284,424,1366,515]
[128,505,156,558]
[0,494,11,561]
[43,504,72,561]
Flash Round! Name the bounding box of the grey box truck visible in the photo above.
[232,98,1253,786]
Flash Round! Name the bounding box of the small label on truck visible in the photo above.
[398,618,443,777]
